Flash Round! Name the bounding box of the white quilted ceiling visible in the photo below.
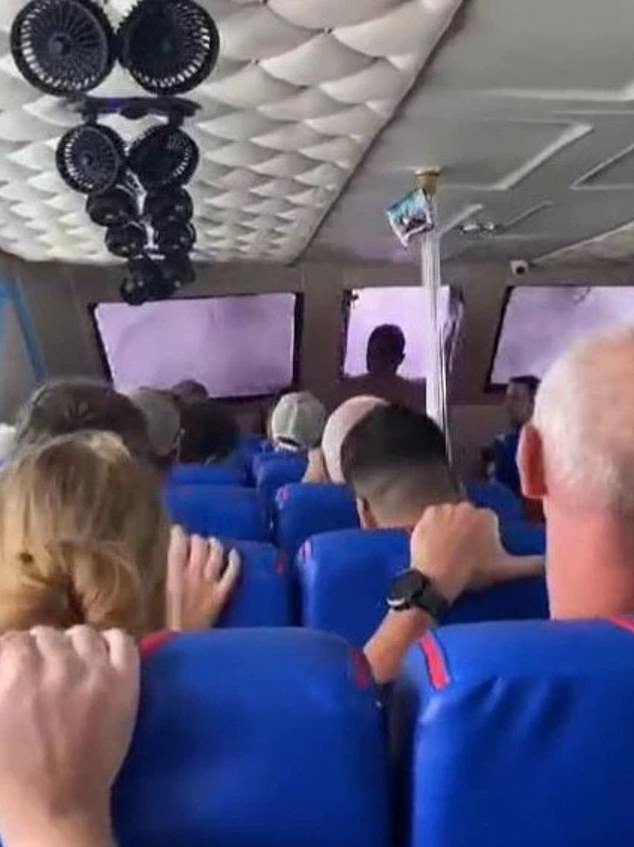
[0,0,463,264]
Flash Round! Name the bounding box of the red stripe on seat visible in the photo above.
[140,630,177,659]
[608,616,634,636]
[420,631,450,690]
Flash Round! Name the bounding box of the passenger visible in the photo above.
[342,324,424,411]
[0,432,239,637]
[270,391,326,452]
[12,378,154,467]
[130,388,182,470]
[303,395,386,484]
[363,329,634,682]
[0,626,138,847]
[341,402,542,565]
[172,379,208,406]
[493,375,539,495]
[179,399,239,464]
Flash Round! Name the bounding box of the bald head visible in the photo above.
[321,396,387,483]
[528,327,634,512]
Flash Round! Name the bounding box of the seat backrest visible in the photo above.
[114,630,390,847]
[219,541,295,627]
[169,463,247,487]
[392,618,634,847]
[254,452,308,527]
[273,483,359,560]
[500,518,546,555]
[466,481,524,522]
[165,483,267,542]
[298,529,548,646]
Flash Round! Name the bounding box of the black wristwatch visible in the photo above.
[387,569,450,621]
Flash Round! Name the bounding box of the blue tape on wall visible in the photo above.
[1,279,47,383]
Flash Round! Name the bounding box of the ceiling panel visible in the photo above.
[0,0,464,264]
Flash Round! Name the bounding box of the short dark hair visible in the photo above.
[509,375,540,395]
[179,399,239,464]
[367,324,406,360]
[13,379,152,465]
[340,404,457,510]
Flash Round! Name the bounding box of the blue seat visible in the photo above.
[254,452,308,528]
[166,483,267,542]
[219,541,295,628]
[114,630,390,847]
[466,481,525,522]
[273,483,359,561]
[169,463,247,487]
[500,518,546,555]
[298,529,548,647]
[392,618,634,847]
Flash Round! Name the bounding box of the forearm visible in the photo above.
[364,608,433,685]
[504,554,545,579]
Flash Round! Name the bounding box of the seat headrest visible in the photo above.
[393,618,634,847]
[299,529,548,647]
[115,630,390,847]
[273,483,359,560]
[166,483,267,541]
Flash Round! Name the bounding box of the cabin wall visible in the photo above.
[2,250,634,479]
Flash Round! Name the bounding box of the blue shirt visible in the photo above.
[494,430,521,496]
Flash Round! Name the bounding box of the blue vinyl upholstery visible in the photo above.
[392,618,634,847]
[273,483,359,560]
[218,541,295,627]
[114,629,390,847]
[165,483,267,542]
[169,463,247,487]
[466,481,525,522]
[254,452,308,527]
[298,529,548,646]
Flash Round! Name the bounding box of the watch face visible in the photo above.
[388,569,429,608]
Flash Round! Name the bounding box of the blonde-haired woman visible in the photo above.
[0,431,239,637]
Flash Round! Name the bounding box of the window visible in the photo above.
[490,285,634,385]
[92,293,300,398]
[342,286,462,380]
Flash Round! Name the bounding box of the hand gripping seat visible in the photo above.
[297,529,548,647]
[114,629,390,847]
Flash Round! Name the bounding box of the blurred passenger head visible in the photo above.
[321,395,387,483]
[366,325,406,376]
[0,431,168,637]
[172,380,208,406]
[270,392,326,451]
[13,379,152,466]
[341,404,457,529]
[520,327,634,618]
[179,399,239,464]
[130,388,181,467]
[506,375,539,429]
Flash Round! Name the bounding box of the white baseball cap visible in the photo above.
[271,392,326,451]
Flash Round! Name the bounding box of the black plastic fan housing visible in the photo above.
[57,123,124,195]
[156,222,196,254]
[117,0,219,95]
[105,222,147,258]
[11,0,115,96]
[128,126,199,191]
[145,187,193,226]
[162,251,196,287]
[87,183,137,227]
